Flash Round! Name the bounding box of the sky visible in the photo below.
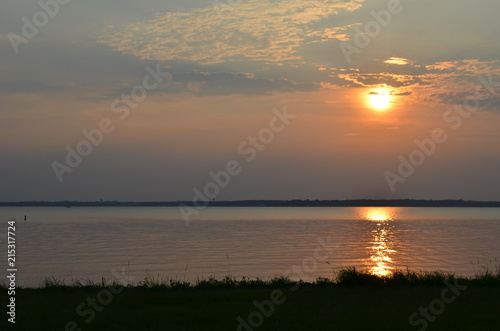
[1,0,499,202]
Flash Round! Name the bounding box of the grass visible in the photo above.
[2,267,500,330]
[5,266,498,290]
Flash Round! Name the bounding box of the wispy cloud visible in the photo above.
[310,23,362,42]
[384,57,412,66]
[98,0,364,65]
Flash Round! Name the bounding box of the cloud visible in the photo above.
[367,90,410,97]
[334,59,500,109]
[390,91,412,96]
[417,60,500,107]
[101,71,322,97]
[309,23,362,42]
[98,0,364,65]
[384,57,412,66]
[169,71,322,96]
[338,72,421,87]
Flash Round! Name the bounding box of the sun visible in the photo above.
[368,89,391,110]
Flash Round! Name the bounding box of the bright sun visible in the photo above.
[368,89,391,110]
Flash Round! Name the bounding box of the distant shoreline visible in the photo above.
[2,199,500,207]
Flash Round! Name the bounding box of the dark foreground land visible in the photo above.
[5,286,500,331]
[2,269,500,331]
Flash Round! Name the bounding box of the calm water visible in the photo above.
[1,207,500,287]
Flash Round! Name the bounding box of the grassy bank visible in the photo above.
[2,268,500,330]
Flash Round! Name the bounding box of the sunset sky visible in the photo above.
[1,0,499,201]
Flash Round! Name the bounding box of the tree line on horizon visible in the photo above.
[1,199,500,207]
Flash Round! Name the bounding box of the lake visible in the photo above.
[1,207,500,287]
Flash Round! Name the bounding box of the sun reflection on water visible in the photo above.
[362,207,397,277]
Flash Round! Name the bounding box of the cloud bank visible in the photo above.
[98,0,363,65]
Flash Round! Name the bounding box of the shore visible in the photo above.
[3,268,500,330]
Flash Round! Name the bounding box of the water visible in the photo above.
[1,207,500,287]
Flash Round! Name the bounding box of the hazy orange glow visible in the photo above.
[368,89,391,111]
[365,207,393,221]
